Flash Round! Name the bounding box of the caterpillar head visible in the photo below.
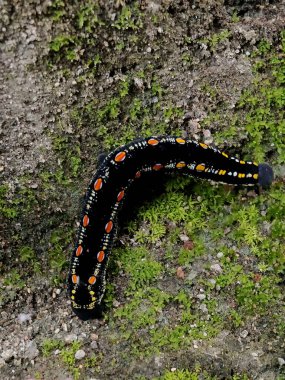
[258,163,274,189]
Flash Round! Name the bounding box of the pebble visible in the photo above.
[75,349,86,360]
[18,313,32,323]
[24,340,39,360]
[176,266,185,279]
[210,263,223,273]
[196,293,206,300]
[65,334,78,343]
[1,348,14,361]
[90,341,98,349]
[90,333,99,341]
[278,357,285,366]
[187,270,198,281]
[216,252,223,259]
[240,330,248,338]
[179,234,189,242]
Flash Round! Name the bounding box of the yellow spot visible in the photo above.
[91,297,96,301]
[196,164,205,172]
[90,291,95,295]
[222,152,228,158]
[253,162,258,166]
[71,296,75,300]
[219,170,226,175]
[253,173,258,180]
[176,137,186,144]
[240,160,245,164]
[238,173,245,178]
[176,161,186,169]
[72,290,76,294]
[200,143,208,149]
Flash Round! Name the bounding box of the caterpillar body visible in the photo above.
[68,136,273,320]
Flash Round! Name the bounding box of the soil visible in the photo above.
[0,1,285,379]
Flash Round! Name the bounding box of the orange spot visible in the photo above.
[97,251,105,262]
[135,171,141,179]
[88,276,96,285]
[176,137,186,144]
[115,151,126,162]
[200,143,208,149]
[105,220,113,233]
[148,138,159,146]
[83,215,89,227]
[72,275,78,284]
[76,246,83,257]
[94,178,103,191]
[196,164,205,172]
[176,161,186,169]
[117,190,125,202]
[153,163,163,171]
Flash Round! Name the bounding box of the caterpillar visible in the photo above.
[68,136,274,320]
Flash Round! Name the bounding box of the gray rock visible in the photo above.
[24,341,39,360]
[75,349,86,360]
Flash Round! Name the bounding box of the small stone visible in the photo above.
[65,334,77,343]
[146,47,152,53]
[176,267,185,279]
[18,313,32,323]
[278,358,285,366]
[187,270,198,281]
[113,300,120,308]
[196,293,206,300]
[1,349,14,361]
[199,303,208,313]
[179,234,189,242]
[90,341,98,349]
[183,240,194,250]
[240,330,248,338]
[91,333,99,341]
[170,367,176,372]
[75,349,86,360]
[133,77,144,90]
[210,264,222,273]
[216,252,223,259]
[24,340,39,360]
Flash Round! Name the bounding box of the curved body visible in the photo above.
[68,136,273,320]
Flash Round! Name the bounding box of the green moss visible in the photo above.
[0,185,18,218]
[3,269,26,289]
[112,2,143,30]
[42,338,64,357]
[198,29,231,52]
[48,0,66,21]
[212,30,285,165]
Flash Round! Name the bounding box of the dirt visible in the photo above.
[0,1,285,379]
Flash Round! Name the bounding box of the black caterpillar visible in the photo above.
[68,136,274,320]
